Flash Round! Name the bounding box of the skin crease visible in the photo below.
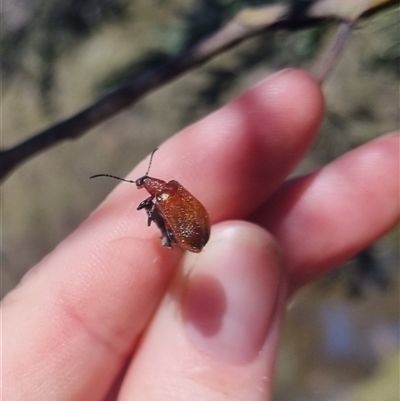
[2,69,399,401]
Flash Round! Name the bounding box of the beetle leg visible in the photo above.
[159,228,176,248]
[151,208,173,248]
[160,233,172,248]
[137,197,174,248]
[166,228,177,244]
[137,197,155,226]
[137,196,154,211]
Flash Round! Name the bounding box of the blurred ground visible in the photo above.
[2,1,399,400]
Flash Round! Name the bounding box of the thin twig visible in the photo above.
[315,22,355,83]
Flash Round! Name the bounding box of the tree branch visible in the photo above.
[1,0,397,182]
[314,21,355,83]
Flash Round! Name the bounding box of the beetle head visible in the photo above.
[135,175,148,188]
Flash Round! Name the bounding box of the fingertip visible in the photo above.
[241,68,324,140]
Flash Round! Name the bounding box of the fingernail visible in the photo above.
[182,221,282,365]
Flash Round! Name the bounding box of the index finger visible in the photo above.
[3,69,323,400]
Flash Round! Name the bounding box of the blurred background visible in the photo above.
[2,0,399,399]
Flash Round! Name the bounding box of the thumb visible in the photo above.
[119,221,287,401]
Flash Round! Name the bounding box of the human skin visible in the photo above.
[2,69,399,401]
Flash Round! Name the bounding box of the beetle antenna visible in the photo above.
[89,149,159,183]
[145,148,158,176]
[89,174,136,184]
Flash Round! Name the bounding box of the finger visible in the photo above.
[118,222,286,401]
[2,69,321,400]
[133,69,324,221]
[255,133,400,293]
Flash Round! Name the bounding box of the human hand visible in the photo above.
[3,69,399,401]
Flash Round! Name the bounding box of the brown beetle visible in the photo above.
[90,149,210,253]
